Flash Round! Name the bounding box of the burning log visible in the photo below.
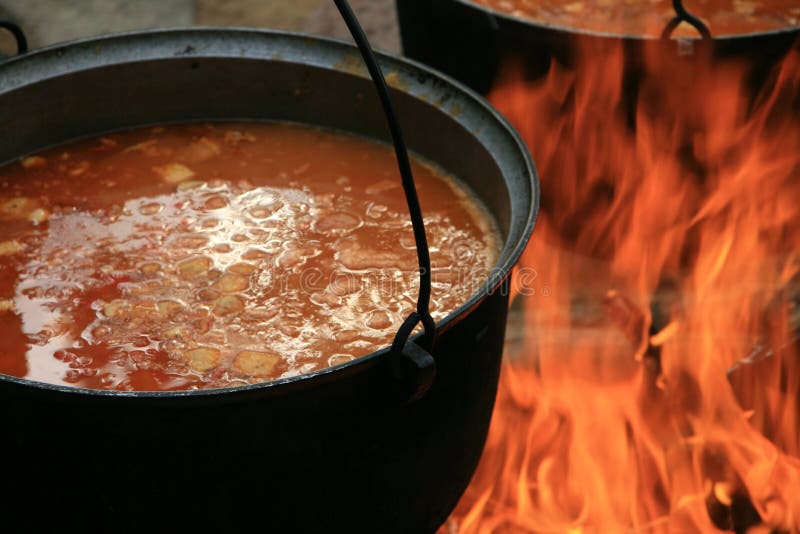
[725,276,800,451]
[705,482,765,534]
[603,280,682,377]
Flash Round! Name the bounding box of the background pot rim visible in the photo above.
[450,0,800,41]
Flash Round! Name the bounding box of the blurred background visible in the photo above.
[0,0,400,54]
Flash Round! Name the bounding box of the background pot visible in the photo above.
[396,0,800,94]
[0,29,538,533]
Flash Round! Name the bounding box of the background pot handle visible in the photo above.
[334,0,437,401]
[661,0,711,39]
[0,20,28,60]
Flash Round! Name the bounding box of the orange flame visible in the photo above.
[447,36,800,533]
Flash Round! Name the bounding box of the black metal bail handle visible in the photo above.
[333,1,437,356]
[661,0,712,40]
[0,20,28,56]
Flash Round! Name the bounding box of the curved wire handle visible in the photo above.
[660,0,711,40]
[0,20,28,55]
[332,1,436,357]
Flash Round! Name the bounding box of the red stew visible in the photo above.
[472,0,799,36]
[0,122,499,391]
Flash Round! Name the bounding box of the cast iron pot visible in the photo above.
[396,0,800,94]
[0,28,538,533]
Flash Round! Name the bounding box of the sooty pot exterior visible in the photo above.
[0,29,538,533]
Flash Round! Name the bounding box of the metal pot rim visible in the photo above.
[0,27,539,400]
[452,0,800,41]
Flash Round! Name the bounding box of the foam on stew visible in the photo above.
[0,122,500,391]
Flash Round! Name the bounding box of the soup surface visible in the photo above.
[0,123,500,391]
[471,0,800,36]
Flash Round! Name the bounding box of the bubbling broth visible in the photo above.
[0,122,500,391]
[473,0,799,36]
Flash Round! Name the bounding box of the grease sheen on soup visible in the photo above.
[0,123,500,391]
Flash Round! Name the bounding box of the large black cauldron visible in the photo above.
[397,0,800,94]
[0,29,537,533]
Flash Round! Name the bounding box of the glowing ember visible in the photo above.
[445,37,800,533]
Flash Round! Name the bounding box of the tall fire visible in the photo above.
[445,36,800,533]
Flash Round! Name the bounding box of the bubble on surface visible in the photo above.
[314,211,361,234]
[365,203,388,219]
[202,195,228,210]
[139,202,162,215]
[91,326,110,338]
[249,202,282,219]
